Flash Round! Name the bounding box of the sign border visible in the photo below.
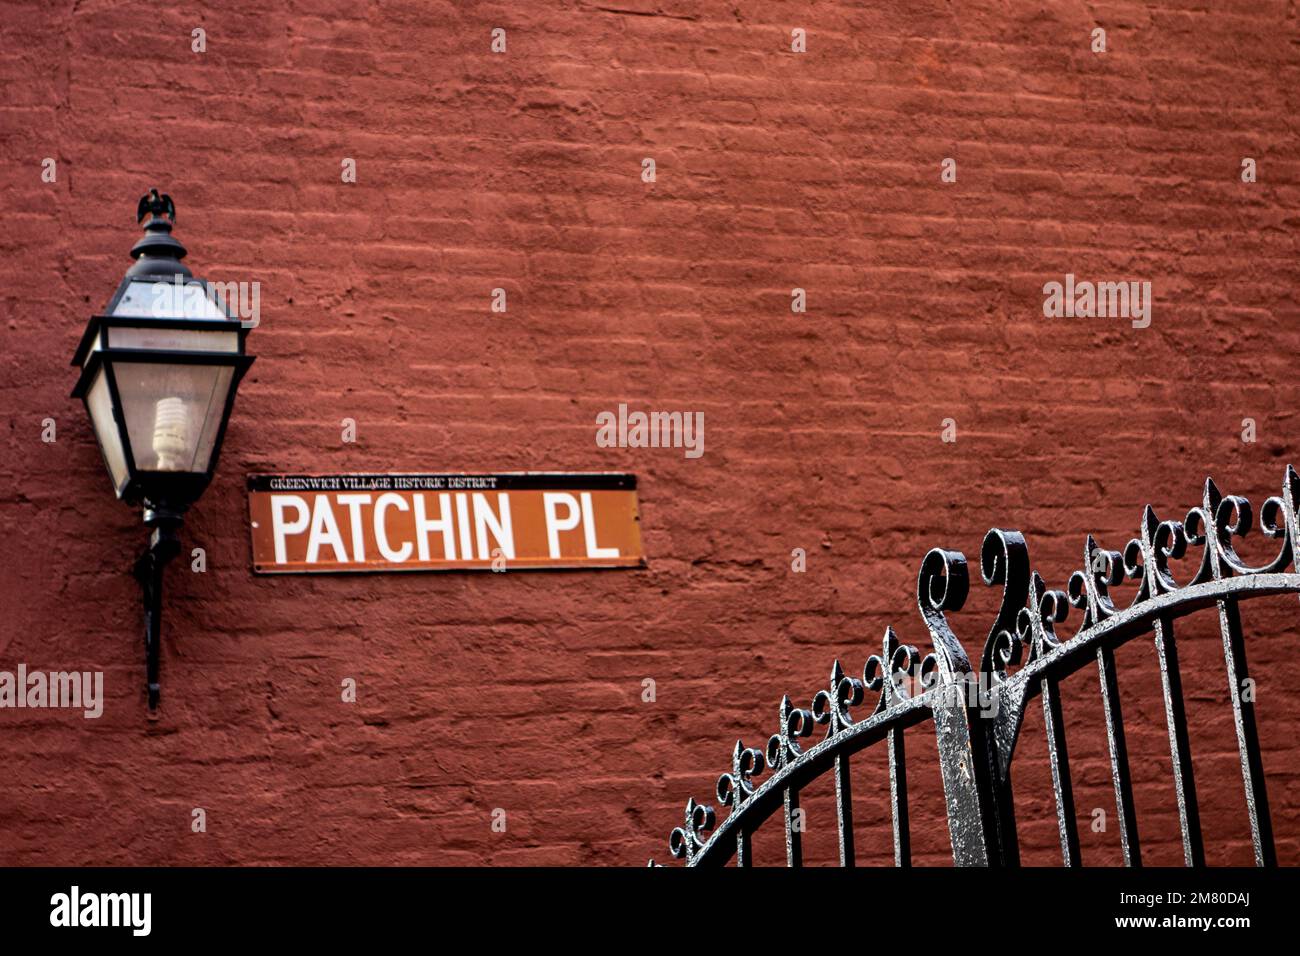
[246,472,646,575]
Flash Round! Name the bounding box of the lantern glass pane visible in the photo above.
[86,366,129,492]
[113,362,236,474]
[111,279,229,319]
[107,326,239,353]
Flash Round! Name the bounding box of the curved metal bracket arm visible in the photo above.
[132,521,181,710]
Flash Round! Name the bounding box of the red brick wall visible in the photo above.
[1,1,1298,866]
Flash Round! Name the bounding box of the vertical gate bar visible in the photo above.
[1041,675,1081,866]
[735,828,751,867]
[782,787,803,867]
[1153,616,1205,866]
[980,678,1019,866]
[934,677,995,866]
[1217,597,1275,866]
[1097,644,1141,866]
[991,764,1020,866]
[833,753,855,867]
[888,725,910,866]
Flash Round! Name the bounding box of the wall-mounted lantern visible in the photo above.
[70,190,255,709]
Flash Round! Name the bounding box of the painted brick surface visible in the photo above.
[1,1,1298,866]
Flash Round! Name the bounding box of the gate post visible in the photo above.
[919,549,1007,866]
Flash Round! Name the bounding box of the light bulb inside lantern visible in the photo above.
[152,396,189,470]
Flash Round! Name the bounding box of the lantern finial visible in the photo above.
[127,187,188,278]
[136,188,175,225]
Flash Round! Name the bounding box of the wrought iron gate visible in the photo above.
[654,467,1300,867]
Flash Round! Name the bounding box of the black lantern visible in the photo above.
[71,190,255,709]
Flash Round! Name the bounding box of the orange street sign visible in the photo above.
[247,473,645,574]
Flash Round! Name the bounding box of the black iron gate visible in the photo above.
[654,468,1300,866]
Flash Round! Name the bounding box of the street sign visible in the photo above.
[247,473,644,574]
